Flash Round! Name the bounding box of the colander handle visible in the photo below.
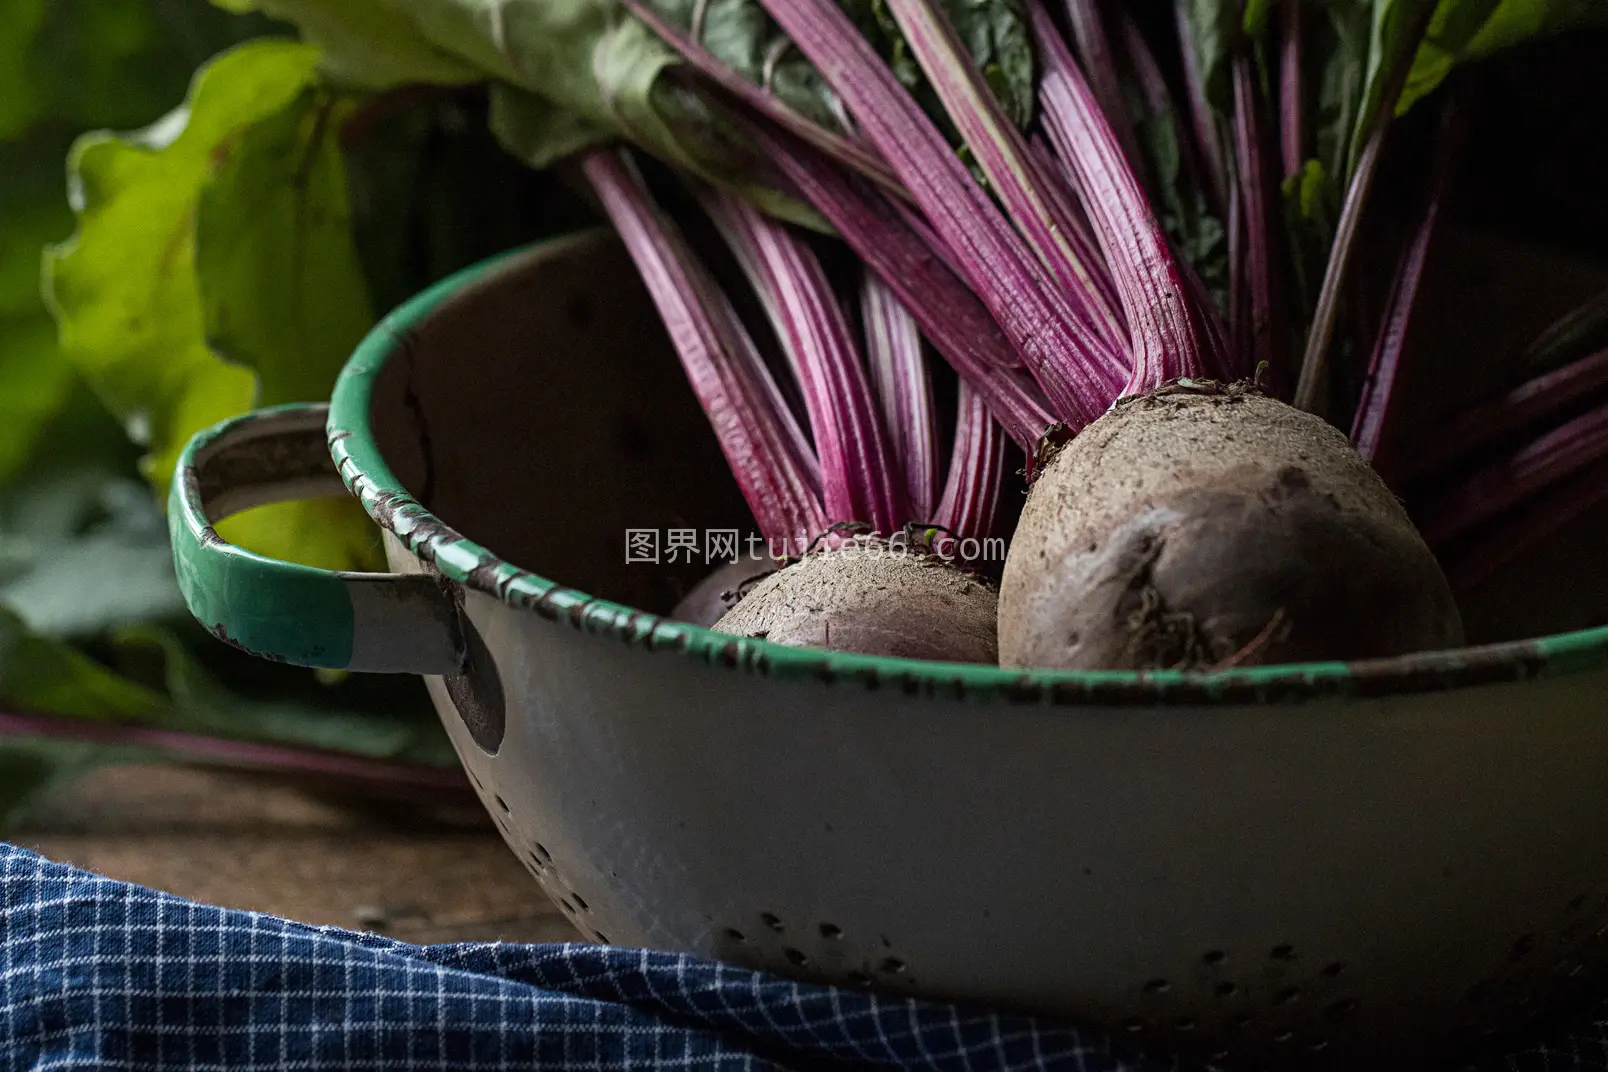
[168,403,465,674]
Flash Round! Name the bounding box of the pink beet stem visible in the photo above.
[1028,132,1124,325]
[1409,346,1608,482]
[1060,0,1146,180]
[862,272,940,519]
[935,381,1008,543]
[703,189,907,533]
[1280,0,1306,180]
[882,0,1130,364]
[757,0,1113,430]
[1417,398,1608,547]
[1030,0,1215,395]
[1232,51,1287,390]
[1351,101,1463,476]
[754,121,1056,448]
[0,712,473,801]
[1442,457,1608,592]
[584,150,828,547]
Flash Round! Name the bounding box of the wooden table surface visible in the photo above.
[12,763,584,947]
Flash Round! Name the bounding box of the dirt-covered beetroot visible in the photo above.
[999,384,1464,670]
[715,543,998,662]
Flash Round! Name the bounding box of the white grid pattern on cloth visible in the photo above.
[11,844,1608,1070]
[1,845,1162,1071]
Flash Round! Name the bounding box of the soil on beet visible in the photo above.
[999,384,1466,671]
[714,544,999,664]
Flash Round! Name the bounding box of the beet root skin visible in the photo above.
[713,543,999,664]
[999,384,1465,670]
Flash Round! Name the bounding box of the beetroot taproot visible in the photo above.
[999,384,1464,670]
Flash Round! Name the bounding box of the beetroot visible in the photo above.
[1000,384,1462,669]
[716,541,998,663]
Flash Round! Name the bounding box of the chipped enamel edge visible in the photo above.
[171,404,464,675]
[317,232,1608,705]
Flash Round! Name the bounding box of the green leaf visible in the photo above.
[0,605,176,828]
[114,624,454,764]
[0,465,184,639]
[216,0,1032,214]
[1281,158,1339,315]
[1243,0,1274,38]
[1312,0,1372,183]
[43,40,382,573]
[0,315,76,487]
[0,0,48,141]
[1343,0,1430,173]
[0,608,173,724]
[4,0,280,142]
[0,136,87,486]
[1396,0,1608,115]
[195,87,374,407]
[1341,0,1608,177]
[1178,0,1242,110]
[488,84,612,171]
[216,0,484,89]
[1464,0,1608,56]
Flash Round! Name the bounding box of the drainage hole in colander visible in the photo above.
[1141,978,1170,996]
[571,893,589,912]
[846,971,871,987]
[879,957,907,975]
[1173,1018,1195,1033]
[819,922,843,940]
[493,794,510,814]
[1121,1019,1146,1034]
[1321,961,1346,978]
[783,948,809,966]
[1202,949,1227,967]
[1231,1014,1253,1031]
[533,843,553,863]
[1269,944,1296,962]
[592,930,610,944]
[1273,987,1300,1006]
[760,912,785,933]
[525,850,546,873]
[1511,933,1538,960]
[1272,1030,1295,1044]
[558,897,575,914]
[1308,1039,1330,1053]
[1325,998,1360,1019]
[1215,982,1239,998]
[724,928,747,944]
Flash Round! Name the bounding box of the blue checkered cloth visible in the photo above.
[3,842,1606,1071]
